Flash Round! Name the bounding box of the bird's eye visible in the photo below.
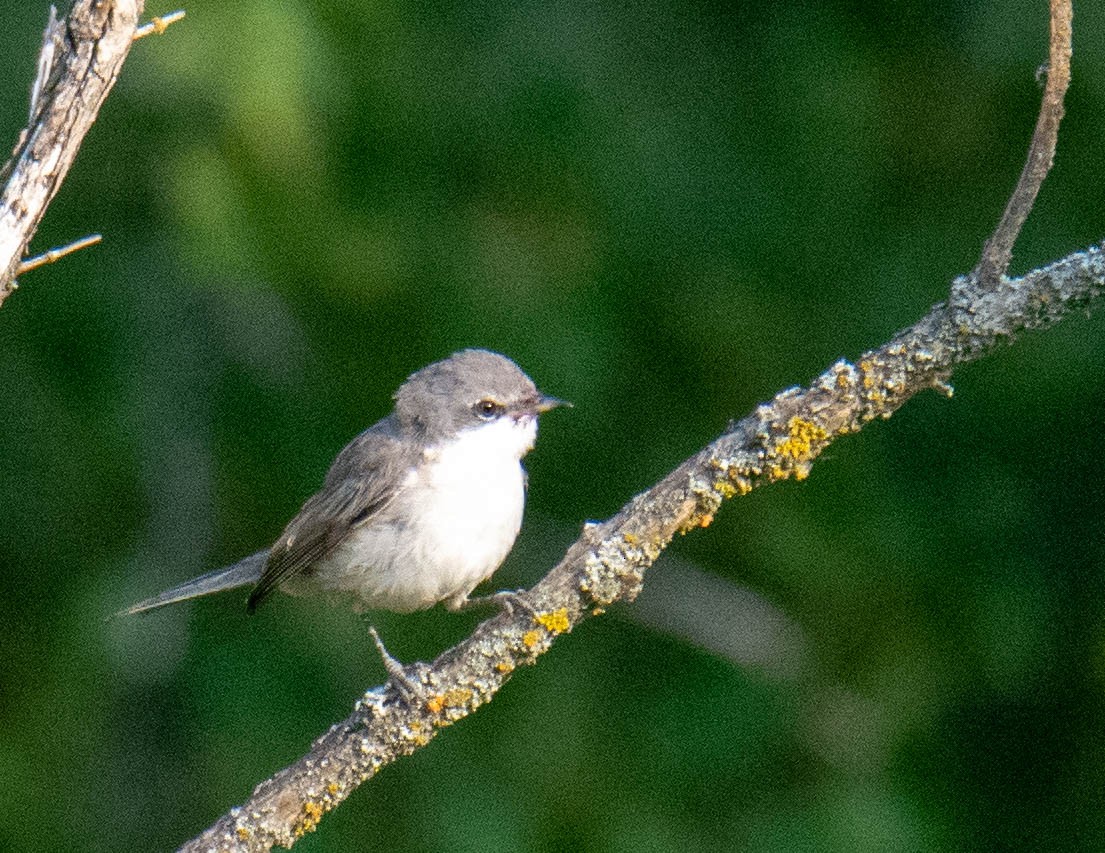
[474,398,504,420]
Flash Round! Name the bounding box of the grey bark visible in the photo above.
[0,0,144,304]
[0,2,1091,852]
[182,3,1090,848]
[181,241,1105,853]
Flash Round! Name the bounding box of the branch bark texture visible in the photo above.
[183,242,1105,851]
[182,2,1098,850]
[0,0,144,305]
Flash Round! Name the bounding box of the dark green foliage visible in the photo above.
[1,1,1103,850]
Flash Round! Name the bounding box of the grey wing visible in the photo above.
[246,420,415,612]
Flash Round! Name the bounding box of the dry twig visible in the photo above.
[133,9,185,40]
[16,232,101,274]
[973,0,1072,287]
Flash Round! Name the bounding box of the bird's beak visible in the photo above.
[535,395,571,414]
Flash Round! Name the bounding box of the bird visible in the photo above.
[123,349,567,628]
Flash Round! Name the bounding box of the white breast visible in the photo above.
[308,416,535,613]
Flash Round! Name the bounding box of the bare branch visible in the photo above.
[182,241,1105,852]
[180,6,1100,849]
[0,0,145,305]
[17,232,101,274]
[133,9,185,40]
[973,0,1072,286]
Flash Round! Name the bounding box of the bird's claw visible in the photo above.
[368,626,430,703]
[461,588,537,618]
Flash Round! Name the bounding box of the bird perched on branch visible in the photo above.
[124,349,568,679]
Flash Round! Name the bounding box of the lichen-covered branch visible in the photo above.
[0,0,145,305]
[182,2,1098,849]
[183,241,1105,851]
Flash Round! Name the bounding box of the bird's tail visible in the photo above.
[121,550,269,616]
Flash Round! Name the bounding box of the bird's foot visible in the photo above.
[368,626,430,704]
[460,588,537,618]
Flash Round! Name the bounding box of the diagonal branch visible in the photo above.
[182,3,1096,850]
[973,0,1072,287]
[0,0,145,306]
[182,242,1105,850]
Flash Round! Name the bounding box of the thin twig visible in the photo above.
[17,233,102,275]
[973,0,1072,286]
[134,9,186,40]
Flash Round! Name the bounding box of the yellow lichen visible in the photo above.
[859,359,875,387]
[671,506,716,532]
[426,695,444,714]
[522,630,541,648]
[327,783,340,797]
[236,827,250,841]
[623,532,639,546]
[441,687,473,708]
[775,417,827,461]
[714,480,738,499]
[296,801,325,837]
[495,660,515,674]
[535,609,570,633]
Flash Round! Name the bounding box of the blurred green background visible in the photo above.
[2,1,1104,850]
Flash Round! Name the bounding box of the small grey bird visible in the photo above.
[124,349,567,619]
